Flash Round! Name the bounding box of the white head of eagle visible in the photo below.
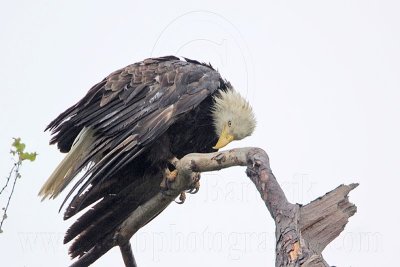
[212,89,256,149]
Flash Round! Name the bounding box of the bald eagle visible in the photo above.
[39,56,256,261]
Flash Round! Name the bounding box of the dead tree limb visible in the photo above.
[70,147,357,267]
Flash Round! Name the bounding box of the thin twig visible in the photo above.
[0,162,16,196]
[0,162,21,230]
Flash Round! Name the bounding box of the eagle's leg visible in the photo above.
[166,170,178,182]
[160,157,200,203]
[160,169,177,190]
[160,157,179,191]
[160,164,187,204]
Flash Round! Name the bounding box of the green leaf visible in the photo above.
[20,152,38,162]
[12,137,26,153]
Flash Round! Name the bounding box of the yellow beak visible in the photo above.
[213,126,234,149]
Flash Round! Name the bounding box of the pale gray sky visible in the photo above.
[1,1,399,266]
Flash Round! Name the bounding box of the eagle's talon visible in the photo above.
[187,173,201,194]
[188,180,200,194]
[188,187,199,194]
[175,192,186,204]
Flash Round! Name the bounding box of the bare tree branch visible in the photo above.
[119,242,137,267]
[69,147,357,267]
[300,183,358,254]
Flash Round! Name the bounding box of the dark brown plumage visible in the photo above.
[41,56,231,260]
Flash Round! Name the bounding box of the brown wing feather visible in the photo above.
[45,57,221,212]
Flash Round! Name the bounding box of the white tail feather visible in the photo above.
[38,127,95,200]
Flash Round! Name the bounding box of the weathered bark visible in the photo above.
[69,147,357,267]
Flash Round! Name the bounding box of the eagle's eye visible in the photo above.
[228,120,232,127]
